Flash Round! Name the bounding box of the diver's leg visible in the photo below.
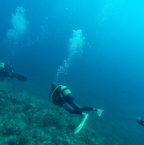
[64,94,83,110]
[66,101,104,116]
[62,101,82,115]
[81,107,95,111]
[82,107,104,116]
[65,98,94,112]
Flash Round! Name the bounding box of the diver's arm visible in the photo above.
[137,117,144,127]
[138,120,144,127]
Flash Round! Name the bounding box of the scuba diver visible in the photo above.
[0,62,27,82]
[137,117,144,127]
[48,84,104,134]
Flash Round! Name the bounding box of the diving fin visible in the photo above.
[13,73,27,82]
[74,114,89,134]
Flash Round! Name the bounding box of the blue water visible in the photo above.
[0,0,144,144]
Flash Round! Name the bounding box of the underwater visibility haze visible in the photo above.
[0,0,144,144]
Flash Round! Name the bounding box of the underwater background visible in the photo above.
[0,0,144,144]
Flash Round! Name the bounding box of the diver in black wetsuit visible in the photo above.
[48,84,104,116]
[48,84,104,134]
[0,62,27,82]
[137,117,144,127]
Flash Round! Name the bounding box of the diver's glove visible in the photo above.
[137,116,142,122]
[96,109,104,116]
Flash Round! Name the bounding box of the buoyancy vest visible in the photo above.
[51,85,71,98]
[60,85,71,97]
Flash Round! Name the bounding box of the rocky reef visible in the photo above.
[0,83,98,145]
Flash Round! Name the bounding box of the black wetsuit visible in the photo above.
[138,119,144,127]
[52,85,95,115]
[0,63,14,82]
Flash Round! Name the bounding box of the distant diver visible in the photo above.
[137,117,144,127]
[48,84,104,134]
[0,62,27,82]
